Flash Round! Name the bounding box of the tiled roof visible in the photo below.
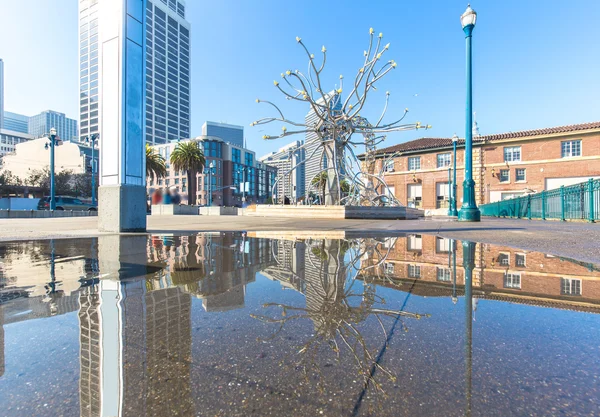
[374,121,600,156]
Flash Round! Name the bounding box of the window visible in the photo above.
[498,253,510,266]
[515,253,526,267]
[437,153,451,168]
[436,182,450,209]
[407,234,422,251]
[436,237,451,253]
[504,146,521,162]
[437,268,451,282]
[499,169,510,183]
[561,140,581,158]
[408,265,421,278]
[515,168,526,182]
[384,262,395,274]
[561,278,581,296]
[408,156,421,171]
[384,159,394,172]
[504,273,521,289]
[407,184,422,208]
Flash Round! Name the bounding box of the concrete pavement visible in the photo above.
[0,215,598,263]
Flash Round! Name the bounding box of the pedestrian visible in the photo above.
[171,187,181,205]
[151,188,163,205]
[163,188,172,204]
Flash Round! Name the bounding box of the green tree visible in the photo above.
[170,141,205,205]
[311,172,328,204]
[26,168,75,196]
[146,143,167,181]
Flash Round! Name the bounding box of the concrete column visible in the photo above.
[98,0,147,232]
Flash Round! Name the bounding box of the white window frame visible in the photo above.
[561,140,582,158]
[407,234,422,251]
[436,237,451,253]
[515,168,526,182]
[499,169,510,183]
[384,159,395,172]
[504,272,521,289]
[408,156,421,171]
[437,153,451,168]
[504,146,521,162]
[384,262,395,274]
[498,252,510,266]
[561,278,582,296]
[515,253,526,267]
[437,267,451,282]
[408,264,421,278]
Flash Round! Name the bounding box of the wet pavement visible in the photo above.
[0,232,599,416]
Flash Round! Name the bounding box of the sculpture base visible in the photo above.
[98,185,147,232]
[253,205,423,220]
[458,207,481,222]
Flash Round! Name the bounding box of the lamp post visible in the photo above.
[458,4,481,222]
[86,134,99,206]
[450,134,459,216]
[46,128,58,210]
[237,166,246,205]
[208,161,214,206]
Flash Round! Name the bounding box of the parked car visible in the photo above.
[37,197,97,211]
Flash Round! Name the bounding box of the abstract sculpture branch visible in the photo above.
[252,29,431,206]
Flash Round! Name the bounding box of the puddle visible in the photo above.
[0,232,599,416]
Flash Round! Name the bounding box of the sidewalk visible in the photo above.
[0,215,598,263]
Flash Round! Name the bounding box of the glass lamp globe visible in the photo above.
[460,5,477,28]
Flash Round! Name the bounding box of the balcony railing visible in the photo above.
[480,178,600,222]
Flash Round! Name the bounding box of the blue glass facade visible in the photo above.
[3,112,29,134]
[29,110,78,141]
[202,122,244,147]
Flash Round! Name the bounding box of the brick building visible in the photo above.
[368,122,600,211]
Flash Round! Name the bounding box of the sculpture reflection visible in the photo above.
[255,237,428,394]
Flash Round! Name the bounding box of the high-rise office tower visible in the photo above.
[0,58,4,130]
[29,110,78,141]
[304,92,342,196]
[78,0,191,145]
[3,111,29,134]
[202,121,244,147]
[259,140,305,202]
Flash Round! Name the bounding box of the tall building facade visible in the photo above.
[0,129,34,161]
[202,121,244,147]
[29,110,78,141]
[0,58,4,130]
[259,140,305,202]
[78,0,191,145]
[304,92,342,196]
[3,112,29,134]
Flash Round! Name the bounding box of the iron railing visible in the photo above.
[480,178,600,222]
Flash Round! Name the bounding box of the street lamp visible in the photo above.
[449,134,459,216]
[236,166,246,205]
[45,128,58,210]
[85,134,99,206]
[458,4,481,222]
[207,161,215,206]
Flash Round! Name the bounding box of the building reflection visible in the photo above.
[360,234,600,312]
[0,233,277,416]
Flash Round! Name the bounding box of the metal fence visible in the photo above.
[480,178,600,222]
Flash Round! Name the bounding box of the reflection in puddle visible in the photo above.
[0,233,599,416]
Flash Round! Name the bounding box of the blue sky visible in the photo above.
[1,0,599,158]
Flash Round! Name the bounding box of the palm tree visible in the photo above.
[146,144,167,181]
[170,141,205,205]
[311,171,328,204]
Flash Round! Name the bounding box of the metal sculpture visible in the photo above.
[252,29,430,206]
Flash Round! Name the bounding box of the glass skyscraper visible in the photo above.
[78,0,191,145]
[202,121,244,147]
[29,110,78,141]
[3,111,29,134]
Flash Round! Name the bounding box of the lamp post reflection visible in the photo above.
[463,240,476,417]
